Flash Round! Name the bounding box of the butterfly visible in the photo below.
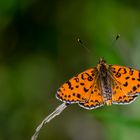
[56,58,140,110]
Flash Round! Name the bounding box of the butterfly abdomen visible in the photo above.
[98,63,113,105]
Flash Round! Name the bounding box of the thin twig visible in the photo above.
[31,103,68,140]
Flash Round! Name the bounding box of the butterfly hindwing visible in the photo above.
[79,84,104,109]
[112,81,138,104]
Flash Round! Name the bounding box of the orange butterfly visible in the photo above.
[56,58,140,109]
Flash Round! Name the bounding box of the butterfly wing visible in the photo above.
[112,81,138,104]
[109,65,140,104]
[56,67,104,109]
[79,84,104,109]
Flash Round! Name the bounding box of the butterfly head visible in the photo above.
[97,58,108,77]
[98,58,106,64]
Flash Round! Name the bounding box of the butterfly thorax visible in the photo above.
[97,61,112,105]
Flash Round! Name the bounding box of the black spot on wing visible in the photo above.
[83,87,89,92]
[88,76,93,81]
[115,72,121,78]
[125,76,130,80]
[137,84,140,88]
[68,95,71,98]
[66,80,73,90]
[74,77,79,83]
[123,68,127,74]
[77,93,81,98]
[132,78,135,80]
[72,93,75,96]
[112,70,116,73]
[118,96,122,100]
[137,79,140,81]
[57,89,61,92]
[118,68,121,73]
[75,85,79,88]
[80,83,85,86]
[81,73,89,80]
[117,68,127,74]
[132,86,137,91]
[123,82,128,87]
[124,99,127,102]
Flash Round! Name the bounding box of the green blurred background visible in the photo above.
[1,0,140,140]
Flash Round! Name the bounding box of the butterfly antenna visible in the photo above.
[77,38,91,53]
[31,103,68,140]
[115,34,120,40]
[112,34,120,46]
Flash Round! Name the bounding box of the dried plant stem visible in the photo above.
[31,103,68,140]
